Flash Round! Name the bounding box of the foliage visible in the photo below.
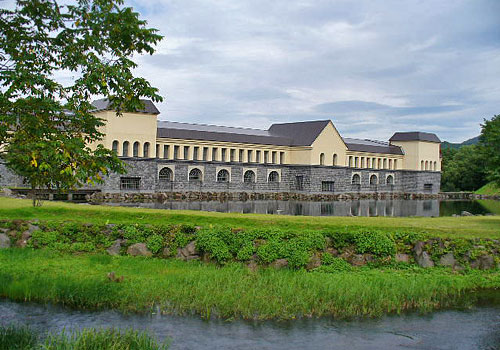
[0,0,163,205]
[0,325,38,350]
[440,145,488,192]
[480,114,500,187]
[316,255,352,272]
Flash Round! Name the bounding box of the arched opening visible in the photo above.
[143,142,150,158]
[351,173,360,185]
[133,141,140,157]
[425,161,428,170]
[370,174,378,185]
[377,158,381,169]
[421,160,424,170]
[319,153,325,165]
[389,159,393,169]
[189,168,202,182]
[433,161,437,171]
[122,141,129,157]
[386,175,394,185]
[268,171,279,182]
[158,167,173,182]
[243,170,256,183]
[217,169,230,182]
[332,154,337,166]
[112,140,119,154]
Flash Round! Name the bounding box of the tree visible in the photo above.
[480,114,500,187]
[0,0,163,205]
[440,145,488,192]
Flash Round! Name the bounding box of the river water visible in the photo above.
[116,199,498,217]
[1,299,499,350]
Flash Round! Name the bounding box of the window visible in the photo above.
[264,151,269,163]
[243,170,255,183]
[256,150,261,163]
[212,148,218,161]
[424,183,433,192]
[189,168,202,181]
[319,153,325,165]
[184,146,189,160]
[295,175,304,190]
[112,140,119,154]
[333,154,337,166]
[280,152,285,164]
[217,169,230,182]
[193,147,199,161]
[370,174,378,185]
[247,150,253,162]
[239,149,244,162]
[156,144,159,158]
[268,171,279,182]
[143,142,150,157]
[133,142,139,157]
[348,156,353,167]
[272,151,277,164]
[386,175,394,185]
[159,167,173,182]
[122,141,129,157]
[120,177,140,190]
[421,160,424,170]
[163,145,169,159]
[322,181,335,192]
[351,174,360,185]
[388,159,393,169]
[221,148,227,162]
[433,161,437,171]
[383,158,387,169]
[230,149,235,162]
[203,147,209,161]
[321,203,334,216]
[378,159,382,169]
[394,159,398,169]
[355,157,359,167]
[174,145,179,160]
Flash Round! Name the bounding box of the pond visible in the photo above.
[1,298,499,350]
[114,199,499,217]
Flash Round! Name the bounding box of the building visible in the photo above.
[89,99,442,195]
[0,99,441,196]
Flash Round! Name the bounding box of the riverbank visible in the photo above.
[0,197,499,238]
[1,249,499,320]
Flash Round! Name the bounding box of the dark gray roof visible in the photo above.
[157,120,330,146]
[389,132,440,143]
[92,99,160,115]
[268,120,331,146]
[344,138,404,155]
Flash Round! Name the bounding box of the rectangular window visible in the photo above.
[230,149,235,162]
[272,151,277,164]
[221,148,227,162]
[322,181,335,192]
[183,146,189,160]
[264,151,269,163]
[120,177,140,190]
[295,176,304,190]
[321,203,334,216]
[212,148,218,161]
[247,150,253,162]
[256,150,261,163]
[163,145,169,159]
[173,145,179,160]
[424,183,433,192]
[156,144,159,158]
[203,147,208,161]
[239,149,244,162]
[280,152,285,164]
[193,146,199,160]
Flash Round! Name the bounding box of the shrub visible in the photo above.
[146,234,164,254]
[313,258,352,273]
[354,230,395,257]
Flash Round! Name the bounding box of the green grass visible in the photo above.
[0,325,169,350]
[476,182,500,196]
[0,249,498,320]
[478,199,500,215]
[1,197,499,239]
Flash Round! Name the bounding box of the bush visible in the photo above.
[354,230,395,257]
[313,258,352,273]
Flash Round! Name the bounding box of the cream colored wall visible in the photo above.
[345,151,404,170]
[390,140,441,171]
[307,122,347,166]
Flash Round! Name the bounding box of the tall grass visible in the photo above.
[0,325,169,350]
[0,249,498,320]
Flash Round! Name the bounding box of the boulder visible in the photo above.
[107,239,125,256]
[0,233,11,248]
[478,255,495,270]
[439,253,457,267]
[416,251,434,268]
[270,258,288,269]
[126,243,152,257]
[413,241,425,256]
[395,253,410,263]
[349,254,367,266]
[306,253,321,270]
[26,224,39,234]
[0,228,8,233]
[246,260,258,272]
[461,211,473,216]
[182,241,198,256]
[161,247,171,258]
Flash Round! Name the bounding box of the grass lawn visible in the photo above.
[476,182,500,196]
[1,249,498,320]
[0,197,499,239]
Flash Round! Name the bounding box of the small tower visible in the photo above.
[389,132,441,171]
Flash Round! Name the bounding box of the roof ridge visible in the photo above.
[157,120,268,132]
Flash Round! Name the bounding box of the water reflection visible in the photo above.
[118,200,498,217]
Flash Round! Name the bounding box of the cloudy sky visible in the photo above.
[4,0,500,142]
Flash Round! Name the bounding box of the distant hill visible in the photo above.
[441,136,480,149]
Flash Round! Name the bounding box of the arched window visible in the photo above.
[133,141,140,157]
[389,159,393,169]
[386,175,394,185]
[158,167,173,182]
[189,168,202,182]
[319,153,325,165]
[243,170,256,183]
[377,159,381,169]
[370,174,378,185]
[333,154,337,166]
[425,161,428,170]
[112,140,119,154]
[217,169,230,182]
[351,173,360,185]
[268,171,279,182]
[421,160,424,170]
[143,142,150,158]
[122,141,129,157]
[433,161,437,171]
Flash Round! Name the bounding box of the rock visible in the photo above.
[107,239,124,256]
[349,254,367,266]
[270,258,288,269]
[126,243,152,257]
[395,253,410,263]
[2,188,12,197]
[0,228,8,233]
[470,259,481,269]
[26,224,39,234]
[306,254,321,270]
[479,255,495,270]
[413,241,425,256]
[439,253,456,267]
[326,247,338,256]
[246,260,258,272]
[161,247,171,258]
[416,251,434,268]
[182,241,198,256]
[15,239,27,248]
[461,211,473,216]
[21,231,32,241]
[0,233,11,248]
